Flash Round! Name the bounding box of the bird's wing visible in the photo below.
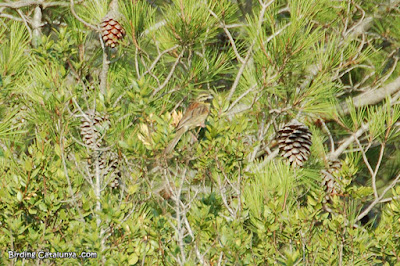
[164,127,186,155]
[176,102,205,130]
[165,103,210,155]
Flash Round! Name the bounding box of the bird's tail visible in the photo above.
[164,128,185,155]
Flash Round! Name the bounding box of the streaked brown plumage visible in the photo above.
[164,93,213,154]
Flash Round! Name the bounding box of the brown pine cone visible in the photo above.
[322,159,343,202]
[276,119,313,167]
[88,151,121,189]
[80,110,110,149]
[100,17,125,48]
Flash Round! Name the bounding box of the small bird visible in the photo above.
[164,93,213,154]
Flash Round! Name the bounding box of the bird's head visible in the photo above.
[195,92,214,103]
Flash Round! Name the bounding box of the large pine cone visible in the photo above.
[80,110,110,149]
[100,17,125,48]
[276,120,312,167]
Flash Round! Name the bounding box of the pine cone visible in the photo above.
[100,152,121,189]
[80,110,110,148]
[89,151,121,189]
[276,120,312,167]
[106,152,121,189]
[100,17,125,48]
[321,159,342,201]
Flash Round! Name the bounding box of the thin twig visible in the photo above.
[226,0,275,103]
[320,119,335,154]
[15,9,33,40]
[339,65,400,115]
[152,48,185,96]
[208,8,245,64]
[380,195,400,203]
[356,171,400,222]
[372,143,386,198]
[0,13,23,22]
[227,6,287,104]
[142,45,179,78]
[253,149,280,173]
[227,84,257,112]
[328,123,369,161]
[354,137,376,197]
[70,0,99,31]
[226,42,254,104]
[0,1,69,8]
[103,204,137,237]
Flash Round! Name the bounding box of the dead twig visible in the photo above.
[356,171,400,222]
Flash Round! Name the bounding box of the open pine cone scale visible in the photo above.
[276,120,312,167]
[100,17,126,48]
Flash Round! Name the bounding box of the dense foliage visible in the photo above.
[1,0,400,265]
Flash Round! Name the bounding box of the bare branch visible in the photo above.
[320,119,335,153]
[227,19,290,104]
[15,8,33,40]
[0,1,69,9]
[354,137,378,198]
[208,8,245,64]
[99,34,109,95]
[251,149,280,173]
[226,1,274,103]
[31,6,42,47]
[69,0,98,31]
[340,76,400,115]
[141,20,166,37]
[0,13,23,22]
[142,45,179,78]
[373,143,386,198]
[227,84,257,112]
[226,46,253,103]
[380,195,400,203]
[152,48,185,96]
[328,123,369,161]
[356,171,400,222]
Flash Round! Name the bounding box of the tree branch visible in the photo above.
[0,1,69,9]
[69,0,98,32]
[152,48,185,97]
[208,8,245,64]
[31,5,42,47]
[356,171,400,222]
[340,75,400,115]
[328,123,369,161]
[142,45,179,78]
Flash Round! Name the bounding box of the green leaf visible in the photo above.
[17,191,22,201]
[128,253,139,265]
[28,208,37,215]
[38,202,48,212]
